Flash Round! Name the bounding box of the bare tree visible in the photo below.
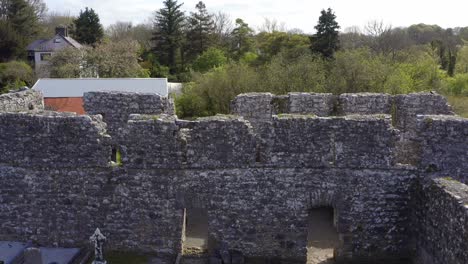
[106,21,133,40]
[27,0,47,21]
[214,12,232,37]
[258,18,287,33]
[213,11,233,47]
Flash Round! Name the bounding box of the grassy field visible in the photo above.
[447,96,468,117]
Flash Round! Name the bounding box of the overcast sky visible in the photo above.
[44,0,468,33]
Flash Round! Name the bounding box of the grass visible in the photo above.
[86,251,149,264]
[447,95,468,117]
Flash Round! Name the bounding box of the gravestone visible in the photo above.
[90,228,107,264]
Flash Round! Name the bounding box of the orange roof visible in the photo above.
[44,97,85,114]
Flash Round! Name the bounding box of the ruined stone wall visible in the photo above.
[83,91,175,137]
[231,92,452,121]
[0,89,44,112]
[0,111,110,168]
[337,93,392,115]
[414,178,468,264]
[417,115,468,183]
[0,91,467,264]
[0,110,415,262]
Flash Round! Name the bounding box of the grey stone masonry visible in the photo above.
[394,92,454,131]
[0,111,110,168]
[262,115,398,169]
[83,91,175,137]
[288,92,335,116]
[230,93,274,120]
[0,88,44,112]
[0,90,467,264]
[415,178,468,264]
[417,115,468,183]
[338,93,393,115]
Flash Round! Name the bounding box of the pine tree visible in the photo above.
[0,0,39,61]
[73,7,104,46]
[310,8,340,58]
[185,1,215,60]
[152,0,185,74]
[231,18,254,60]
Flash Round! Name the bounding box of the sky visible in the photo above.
[44,0,468,33]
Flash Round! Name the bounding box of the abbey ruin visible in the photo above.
[0,89,467,264]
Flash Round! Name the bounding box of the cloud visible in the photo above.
[44,0,468,33]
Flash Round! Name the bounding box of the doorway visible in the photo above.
[307,207,339,264]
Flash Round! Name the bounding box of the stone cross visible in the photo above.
[90,228,107,264]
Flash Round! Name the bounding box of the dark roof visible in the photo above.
[27,35,82,52]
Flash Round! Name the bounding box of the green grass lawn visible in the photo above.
[447,96,468,117]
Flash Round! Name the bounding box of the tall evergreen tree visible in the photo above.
[152,0,185,74]
[310,8,340,58]
[73,7,104,46]
[186,1,215,60]
[0,0,39,61]
[231,18,254,60]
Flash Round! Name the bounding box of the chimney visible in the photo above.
[55,26,68,37]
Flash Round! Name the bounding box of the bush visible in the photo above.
[0,61,33,94]
[192,48,228,73]
[442,73,468,96]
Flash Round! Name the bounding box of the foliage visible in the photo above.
[0,60,33,93]
[442,73,468,96]
[73,7,104,46]
[446,95,468,117]
[256,31,310,62]
[231,18,254,59]
[192,47,227,73]
[48,40,147,78]
[48,47,89,78]
[94,39,148,78]
[38,11,75,39]
[152,0,185,74]
[310,8,340,58]
[0,0,40,61]
[185,1,215,61]
[175,46,449,118]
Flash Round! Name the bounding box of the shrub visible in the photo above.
[0,61,33,94]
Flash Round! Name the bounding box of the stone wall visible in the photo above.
[0,90,467,264]
[260,115,397,169]
[338,93,392,115]
[417,115,468,183]
[83,91,175,136]
[0,111,110,168]
[414,178,468,264]
[0,89,44,112]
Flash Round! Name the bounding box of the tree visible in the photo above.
[39,11,75,39]
[73,7,104,46]
[192,47,227,72]
[310,8,340,58]
[185,1,215,61]
[94,39,148,78]
[231,18,254,59]
[256,31,310,62]
[213,11,233,48]
[152,0,185,74]
[0,0,40,60]
[48,40,148,78]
